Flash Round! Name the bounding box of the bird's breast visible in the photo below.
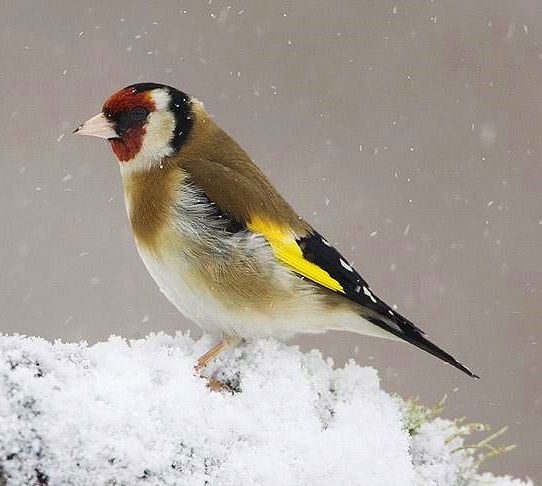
[122,162,182,252]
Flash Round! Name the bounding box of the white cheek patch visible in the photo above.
[144,111,176,153]
[150,88,171,110]
[119,110,176,173]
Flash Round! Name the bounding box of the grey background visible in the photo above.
[1,0,540,481]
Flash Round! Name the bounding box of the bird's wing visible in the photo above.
[249,211,479,379]
[249,214,411,326]
[180,158,393,314]
[180,158,478,378]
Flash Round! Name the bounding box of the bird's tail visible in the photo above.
[362,307,479,379]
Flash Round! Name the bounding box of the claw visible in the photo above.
[205,376,236,394]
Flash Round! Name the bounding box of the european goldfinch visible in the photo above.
[75,82,478,379]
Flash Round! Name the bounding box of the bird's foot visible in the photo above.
[205,375,236,394]
[194,366,241,394]
[194,336,243,393]
[194,368,239,394]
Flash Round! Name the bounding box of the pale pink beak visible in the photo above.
[73,112,118,139]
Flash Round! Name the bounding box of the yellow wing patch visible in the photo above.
[248,216,345,293]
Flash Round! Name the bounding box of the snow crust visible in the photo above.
[0,333,534,486]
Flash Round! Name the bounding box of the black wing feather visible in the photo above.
[297,230,405,321]
[297,230,479,378]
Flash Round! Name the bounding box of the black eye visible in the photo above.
[130,106,148,121]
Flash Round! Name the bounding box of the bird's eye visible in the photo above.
[130,106,148,122]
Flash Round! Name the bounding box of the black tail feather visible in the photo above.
[399,328,479,379]
[366,313,479,379]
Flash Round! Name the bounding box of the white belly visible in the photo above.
[136,243,297,339]
[136,244,226,336]
[135,241,397,343]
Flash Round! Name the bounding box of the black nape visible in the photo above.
[167,88,194,152]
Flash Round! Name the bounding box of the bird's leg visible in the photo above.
[195,339,232,371]
[196,335,243,370]
[194,336,241,392]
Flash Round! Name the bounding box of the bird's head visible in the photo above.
[75,83,194,167]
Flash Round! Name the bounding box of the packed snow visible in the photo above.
[0,333,534,486]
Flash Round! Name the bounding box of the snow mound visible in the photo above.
[0,333,534,486]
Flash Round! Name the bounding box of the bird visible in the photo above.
[74,82,478,380]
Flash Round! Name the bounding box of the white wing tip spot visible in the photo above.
[354,285,361,293]
[321,237,332,247]
[340,258,354,272]
[363,286,377,303]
